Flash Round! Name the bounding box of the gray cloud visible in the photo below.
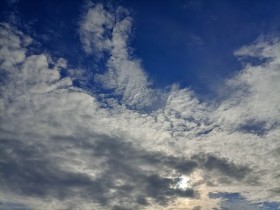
[0,139,93,199]
[0,131,255,209]
[1,2,280,209]
[0,134,200,209]
[193,154,250,180]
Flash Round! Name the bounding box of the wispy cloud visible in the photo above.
[0,2,280,210]
[79,3,159,108]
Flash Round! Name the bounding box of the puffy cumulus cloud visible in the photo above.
[79,2,160,108]
[1,3,280,210]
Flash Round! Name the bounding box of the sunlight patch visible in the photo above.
[173,175,192,191]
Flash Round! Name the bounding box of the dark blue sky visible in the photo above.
[127,0,280,92]
[1,0,280,96]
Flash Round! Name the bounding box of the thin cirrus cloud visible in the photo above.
[0,2,280,210]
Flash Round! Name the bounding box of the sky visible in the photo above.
[0,0,280,209]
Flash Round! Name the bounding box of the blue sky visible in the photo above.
[129,0,280,93]
[2,0,280,95]
[0,0,280,209]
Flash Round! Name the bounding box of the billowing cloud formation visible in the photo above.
[0,2,280,210]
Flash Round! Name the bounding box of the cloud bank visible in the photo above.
[0,2,280,210]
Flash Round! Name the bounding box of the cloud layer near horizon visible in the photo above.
[0,2,280,210]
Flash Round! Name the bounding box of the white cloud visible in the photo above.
[1,4,280,210]
[79,3,158,108]
[216,39,280,132]
[0,23,28,69]
[79,3,114,54]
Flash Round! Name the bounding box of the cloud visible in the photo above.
[1,2,280,209]
[0,23,204,209]
[79,3,159,108]
[79,3,114,54]
[0,130,200,209]
[216,38,280,133]
[193,154,250,180]
[209,192,280,210]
